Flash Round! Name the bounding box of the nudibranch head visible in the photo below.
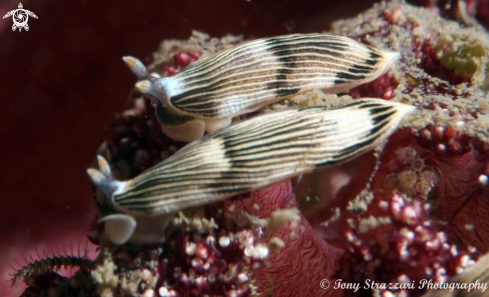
[86,156,124,209]
[87,156,172,245]
[123,34,400,142]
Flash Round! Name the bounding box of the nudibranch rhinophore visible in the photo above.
[87,99,414,244]
[123,34,399,142]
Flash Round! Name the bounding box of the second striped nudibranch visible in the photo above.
[87,99,414,244]
[123,33,399,142]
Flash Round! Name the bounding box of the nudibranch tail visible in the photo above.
[122,56,150,80]
[375,50,400,76]
[383,51,401,67]
[105,99,414,217]
[86,156,124,208]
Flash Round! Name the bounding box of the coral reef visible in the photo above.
[325,0,489,249]
[408,0,489,30]
[335,192,476,297]
[13,0,489,296]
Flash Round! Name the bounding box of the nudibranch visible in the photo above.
[123,34,399,142]
[87,99,413,244]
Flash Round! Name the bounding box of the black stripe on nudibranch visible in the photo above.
[276,56,297,71]
[334,72,367,84]
[364,59,378,66]
[357,103,384,109]
[335,72,366,80]
[341,100,369,108]
[266,42,348,56]
[275,87,301,97]
[369,118,390,135]
[337,135,378,160]
[370,51,382,59]
[273,55,346,72]
[173,97,219,110]
[262,52,303,97]
[271,47,346,60]
[371,111,395,125]
[276,55,298,69]
[369,106,394,115]
[348,64,374,74]
[207,181,253,193]
[267,71,301,97]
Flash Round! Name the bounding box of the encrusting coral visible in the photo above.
[13,1,489,296]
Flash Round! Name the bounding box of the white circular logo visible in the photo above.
[320,279,330,289]
[13,10,28,27]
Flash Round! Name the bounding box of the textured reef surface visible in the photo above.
[14,1,489,296]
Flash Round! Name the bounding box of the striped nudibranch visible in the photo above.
[87,99,414,244]
[123,33,399,142]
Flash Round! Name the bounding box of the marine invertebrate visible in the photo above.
[10,253,93,287]
[89,99,412,245]
[9,245,95,297]
[124,34,399,141]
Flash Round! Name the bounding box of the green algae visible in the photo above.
[437,36,489,86]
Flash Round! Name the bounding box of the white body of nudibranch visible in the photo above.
[123,33,399,142]
[87,99,414,244]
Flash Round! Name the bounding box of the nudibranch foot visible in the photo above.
[204,116,232,133]
[160,119,206,143]
[98,214,136,245]
[98,213,170,245]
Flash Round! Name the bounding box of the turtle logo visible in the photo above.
[2,3,38,32]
